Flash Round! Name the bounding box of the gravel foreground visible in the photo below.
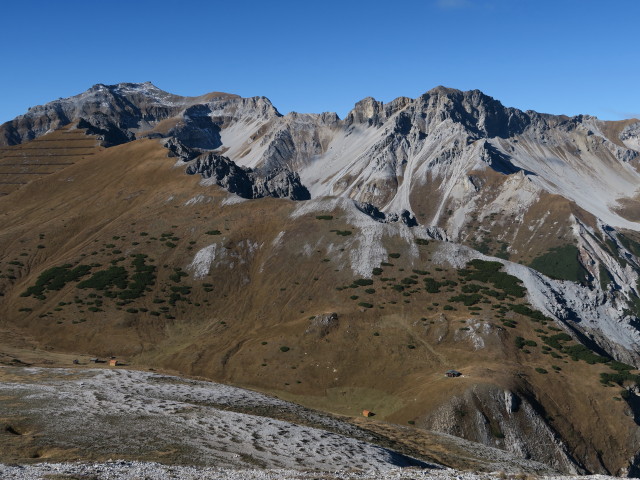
[0,462,623,480]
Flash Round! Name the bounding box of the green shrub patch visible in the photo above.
[78,267,128,290]
[448,293,482,306]
[529,245,590,283]
[458,260,525,298]
[21,264,92,297]
[508,304,551,322]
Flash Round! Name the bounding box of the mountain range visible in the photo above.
[1,82,639,476]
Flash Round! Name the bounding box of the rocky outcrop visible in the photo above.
[620,121,640,152]
[305,312,339,338]
[164,137,201,162]
[77,117,133,147]
[184,152,310,201]
[421,384,583,474]
[252,168,311,200]
[169,104,222,150]
[354,201,417,226]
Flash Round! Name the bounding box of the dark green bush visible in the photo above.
[424,277,447,293]
[600,372,640,386]
[78,266,128,290]
[169,270,188,283]
[458,260,525,298]
[170,285,192,295]
[508,303,551,322]
[448,294,482,306]
[529,244,589,283]
[610,361,635,372]
[541,333,572,350]
[562,344,608,364]
[118,255,156,300]
[21,264,92,297]
[461,283,483,293]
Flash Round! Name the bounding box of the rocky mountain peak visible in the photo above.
[345,96,385,126]
[415,86,531,138]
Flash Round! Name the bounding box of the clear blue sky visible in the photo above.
[1,0,638,123]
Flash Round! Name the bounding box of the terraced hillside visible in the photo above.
[0,126,100,196]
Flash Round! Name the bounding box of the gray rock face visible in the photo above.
[421,384,583,474]
[620,121,640,152]
[170,104,222,150]
[164,137,201,161]
[0,83,278,148]
[185,153,254,197]
[184,152,310,201]
[252,168,311,200]
[0,82,183,146]
[354,201,417,226]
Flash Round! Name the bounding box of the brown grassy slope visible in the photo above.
[0,136,638,474]
[600,118,639,149]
